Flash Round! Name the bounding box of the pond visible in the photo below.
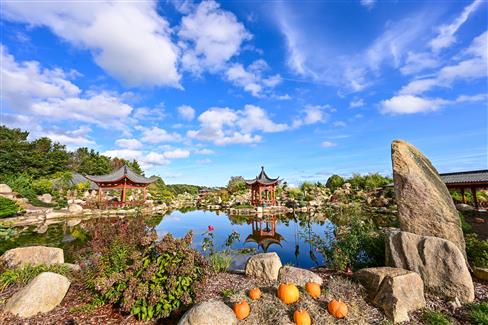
[0,209,336,269]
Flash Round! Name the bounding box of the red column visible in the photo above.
[143,187,147,202]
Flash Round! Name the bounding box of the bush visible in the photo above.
[468,301,488,325]
[465,234,488,268]
[82,218,209,321]
[0,263,71,291]
[0,196,20,218]
[422,309,452,325]
[210,252,232,273]
[32,178,53,195]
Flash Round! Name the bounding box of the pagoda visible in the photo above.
[85,165,158,208]
[245,166,280,206]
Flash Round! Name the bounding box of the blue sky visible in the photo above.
[1,0,487,186]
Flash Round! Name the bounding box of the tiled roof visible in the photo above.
[245,166,280,185]
[439,170,488,185]
[85,165,158,185]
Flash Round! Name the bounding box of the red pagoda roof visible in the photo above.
[245,166,280,185]
[85,165,158,185]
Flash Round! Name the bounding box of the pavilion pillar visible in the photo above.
[98,188,102,202]
[460,188,466,204]
[471,187,478,209]
[143,187,147,202]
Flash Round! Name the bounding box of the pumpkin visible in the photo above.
[328,299,348,319]
[248,287,262,300]
[293,308,311,325]
[233,300,250,320]
[305,282,321,299]
[277,283,300,304]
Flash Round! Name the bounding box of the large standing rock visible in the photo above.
[355,267,425,323]
[391,140,466,258]
[385,230,474,302]
[4,272,70,318]
[1,246,64,268]
[68,204,83,213]
[245,252,282,281]
[278,265,323,286]
[177,299,237,325]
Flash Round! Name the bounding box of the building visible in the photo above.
[440,170,488,209]
[245,166,280,206]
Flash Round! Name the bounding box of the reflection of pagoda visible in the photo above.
[245,216,284,252]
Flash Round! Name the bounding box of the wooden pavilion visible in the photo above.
[245,166,280,206]
[440,170,488,209]
[85,165,158,209]
[245,216,284,252]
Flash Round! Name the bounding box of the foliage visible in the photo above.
[209,252,233,273]
[422,309,452,325]
[0,197,21,218]
[0,224,17,241]
[465,234,488,268]
[201,228,240,273]
[346,173,391,191]
[0,173,55,207]
[227,176,247,193]
[308,214,384,271]
[459,212,473,234]
[82,218,209,321]
[467,301,488,325]
[326,175,345,191]
[32,178,54,195]
[166,184,202,195]
[0,263,71,291]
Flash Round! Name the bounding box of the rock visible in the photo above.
[354,267,425,323]
[1,246,64,268]
[4,272,70,318]
[67,219,81,227]
[0,184,12,193]
[63,263,81,272]
[448,297,462,312]
[177,299,237,325]
[45,211,66,219]
[391,140,466,258]
[278,265,323,286]
[245,252,282,281]
[385,230,474,302]
[473,267,488,281]
[38,193,52,204]
[68,204,83,214]
[456,203,476,212]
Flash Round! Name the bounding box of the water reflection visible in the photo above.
[245,216,284,253]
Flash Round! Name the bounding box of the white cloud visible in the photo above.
[139,127,182,143]
[321,141,337,148]
[3,1,180,87]
[103,147,191,169]
[177,105,196,121]
[333,121,347,127]
[178,0,251,74]
[360,0,377,9]
[194,148,215,155]
[400,51,441,75]
[116,138,143,150]
[349,98,365,108]
[238,105,288,133]
[196,158,212,164]
[380,95,449,114]
[292,105,328,128]
[429,0,482,52]
[43,126,95,147]
[225,60,282,97]
[162,148,190,159]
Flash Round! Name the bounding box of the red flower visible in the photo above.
[208,225,214,232]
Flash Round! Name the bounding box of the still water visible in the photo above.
[1,210,336,269]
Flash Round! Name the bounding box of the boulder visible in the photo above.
[456,203,476,212]
[1,246,64,268]
[0,184,12,193]
[245,252,282,281]
[354,267,425,323]
[68,204,83,214]
[4,272,70,318]
[385,230,474,302]
[473,267,488,281]
[278,265,323,286]
[391,140,466,258]
[177,299,237,325]
[38,193,52,204]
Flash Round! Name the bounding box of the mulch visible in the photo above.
[0,270,487,324]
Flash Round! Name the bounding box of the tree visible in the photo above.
[0,126,32,175]
[227,176,246,193]
[69,147,111,175]
[326,175,345,191]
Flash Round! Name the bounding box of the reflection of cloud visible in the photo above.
[164,215,181,222]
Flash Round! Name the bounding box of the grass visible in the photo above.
[220,288,236,298]
[0,264,72,291]
[422,309,452,325]
[209,252,232,273]
[468,301,488,325]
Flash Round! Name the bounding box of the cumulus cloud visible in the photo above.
[177,105,196,121]
[292,105,328,128]
[3,1,181,87]
[115,138,143,150]
[43,126,95,147]
[139,126,182,143]
[103,147,191,169]
[225,60,282,96]
[238,105,288,133]
[194,148,215,155]
[380,95,449,114]
[349,98,364,108]
[321,141,337,148]
[178,0,251,74]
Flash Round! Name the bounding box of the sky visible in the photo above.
[1,0,487,186]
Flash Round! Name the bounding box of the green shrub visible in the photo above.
[210,252,232,273]
[0,263,71,291]
[460,212,473,234]
[32,178,53,195]
[0,196,20,218]
[422,309,452,325]
[468,301,488,325]
[466,234,488,268]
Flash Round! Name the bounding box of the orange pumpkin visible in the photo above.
[293,308,311,325]
[277,283,300,304]
[248,287,262,300]
[233,300,250,320]
[305,282,321,299]
[328,299,348,319]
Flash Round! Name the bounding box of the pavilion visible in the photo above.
[245,216,284,252]
[245,166,280,206]
[85,165,158,209]
[439,170,488,209]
